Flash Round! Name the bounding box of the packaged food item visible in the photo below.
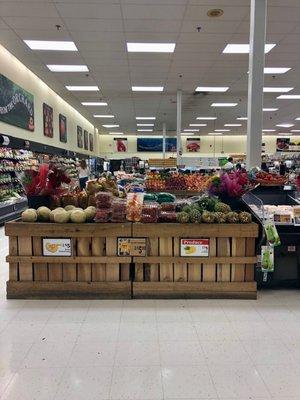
[94,208,111,223]
[126,193,144,222]
[160,202,176,212]
[95,191,113,208]
[159,211,177,222]
[157,192,176,204]
[111,198,127,222]
[141,202,160,223]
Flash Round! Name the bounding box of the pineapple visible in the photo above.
[201,211,215,223]
[176,211,190,223]
[214,202,231,214]
[239,211,252,223]
[189,209,202,223]
[213,212,227,223]
[226,211,239,223]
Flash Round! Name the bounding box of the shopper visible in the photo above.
[223,157,234,170]
[78,159,90,190]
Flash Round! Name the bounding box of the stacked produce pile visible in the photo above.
[252,171,287,186]
[145,171,211,192]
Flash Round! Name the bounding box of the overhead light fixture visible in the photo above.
[47,65,88,72]
[264,67,291,74]
[262,129,276,132]
[103,124,119,128]
[195,86,229,92]
[263,108,279,111]
[181,132,194,135]
[66,86,99,91]
[224,124,242,127]
[215,129,230,132]
[196,117,217,120]
[291,130,300,132]
[278,132,291,135]
[24,40,78,51]
[132,86,164,92]
[223,43,275,54]
[263,87,293,93]
[237,117,247,120]
[137,124,154,126]
[136,117,156,120]
[276,123,294,128]
[127,42,176,53]
[109,132,123,135]
[184,129,199,132]
[189,124,207,127]
[137,129,153,132]
[93,115,114,118]
[296,117,300,120]
[211,103,237,107]
[82,102,107,106]
[278,95,300,99]
[209,132,223,135]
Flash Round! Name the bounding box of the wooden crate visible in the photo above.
[132,223,258,299]
[148,158,177,168]
[5,222,132,299]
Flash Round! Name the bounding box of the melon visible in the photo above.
[53,209,70,223]
[21,208,37,222]
[64,205,76,211]
[84,206,96,222]
[50,207,64,222]
[37,206,51,222]
[70,209,86,223]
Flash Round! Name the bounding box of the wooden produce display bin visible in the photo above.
[132,223,259,299]
[5,222,132,299]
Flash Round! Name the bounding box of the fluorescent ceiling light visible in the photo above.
[237,117,247,120]
[136,117,156,120]
[102,124,119,128]
[278,132,291,135]
[291,130,300,132]
[93,115,114,118]
[81,102,107,106]
[211,103,237,107]
[189,124,207,127]
[264,67,291,74]
[127,42,175,53]
[132,86,164,92]
[47,64,88,72]
[223,43,275,54]
[295,117,300,120]
[196,117,217,120]
[24,40,77,51]
[209,132,223,135]
[276,123,294,128]
[66,86,99,91]
[137,124,154,127]
[263,108,278,111]
[137,129,153,132]
[263,87,293,93]
[278,95,300,99]
[262,129,276,132]
[184,129,199,132]
[181,132,194,135]
[215,129,230,132]
[195,86,229,92]
[109,132,123,135]
[224,124,242,127]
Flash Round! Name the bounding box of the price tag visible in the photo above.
[117,238,147,256]
[43,238,72,256]
[180,238,209,257]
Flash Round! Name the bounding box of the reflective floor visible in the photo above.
[0,227,300,399]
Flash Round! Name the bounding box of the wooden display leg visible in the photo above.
[63,239,77,282]
[106,237,119,281]
[245,237,256,281]
[9,236,18,281]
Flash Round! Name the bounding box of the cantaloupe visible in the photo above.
[50,207,64,222]
[64,205,76,211]
[70,209,86,223]
[37,206,51,222]
[84,206,96,222]
[21,208,37,222]
[53,209,70,223]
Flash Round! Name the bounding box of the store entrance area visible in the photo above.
[0,227,300,399]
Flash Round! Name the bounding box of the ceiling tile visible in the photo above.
[122,4,186,20]
[56,3,122,19]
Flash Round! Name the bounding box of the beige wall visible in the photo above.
[0,44,95,155]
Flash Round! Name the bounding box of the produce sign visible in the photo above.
[43,103,53,138]
[0,73,34,131]
[180,239,209,257]
[114,138,128,152]
[43,238,72,256]
[117,237,147,256]
[59,114,67,143]
[186,138,200,152]
[137,138,177,152]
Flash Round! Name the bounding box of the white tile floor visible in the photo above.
[0,227,300,399]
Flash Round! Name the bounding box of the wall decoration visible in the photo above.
[276,138,290,151]
[0,73,34,131]
[186,138,200,152]
[77,126,83,148]
[114,137,128,152]
[84,129,88,150]
[165,138,177,152]
[59,114,67,143]
[43,103,53,138]
[89,133,94,152]
[137,137,177,152]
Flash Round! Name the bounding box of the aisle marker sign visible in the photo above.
[43,238,72,256]
[180,239,209,257]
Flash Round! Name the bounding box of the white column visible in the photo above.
[246,0,267,169]
[162,122,166,159]
[176,89,182,165]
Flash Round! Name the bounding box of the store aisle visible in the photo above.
[0,227,299,400]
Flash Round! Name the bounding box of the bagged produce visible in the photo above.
[160,202,176,212]
[126,193,144,222]
[94,208,111,223]
[159,211,177,222]
[157,192,176,204]
[141,202,160,223]
[111,198,126,222]
[95,191,113,209]
[78,191,88,209]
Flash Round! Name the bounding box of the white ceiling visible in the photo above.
[1,0,300,136]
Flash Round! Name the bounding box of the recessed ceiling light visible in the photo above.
[47,65,88,72]
[181,132,194,135]
[103,124,119,128]
[66,86,99,91]
[237,117,247,120]
[109,132,123,135]
[136,117,156,120]
[189,124,207,127]
[81,102,107,106]
[196,117,217,120]
[264,67,291,74]
[127,42,175,53]
[93,115,114,118]
[184,129,199,132]
[263,87,293,93]
[278,95,300,99]
[132,86,164,92]
[263,108,279,111]
[24,40,77,51]
[224,124,242,127]
[137,129,153,132]
[296,117,300,120]
[209,132,223,135]
[195,86,229,92]
[276,124,294,128]
[211,103,237,107]
[291,130,300,132]
[223,43,275,54]
[137,124,154,126]
[262,129,276,132]
[215,129,230,132]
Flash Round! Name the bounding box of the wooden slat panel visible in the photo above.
[7,255,132,263]
[77,237,91,282]
[149,238,159,282]
[18,236,33,281]
[135,263,144,281]
[91,237,106,281]
[159,237,173,282]
[105,237,119,281]
[217,238,231,282]
[231,238,246,282]
[188,263,201,281]
[63,238,77,282]
[32,237,48,281]
[48,263,63,282]
[245,237,256,282]
[173,238,187,282]
[8,236,18,281]
[202,238,216,282]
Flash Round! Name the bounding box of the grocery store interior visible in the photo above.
[1,0,300,399]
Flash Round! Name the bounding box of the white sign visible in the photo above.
[43,238,72,257]
[180,238,209,257]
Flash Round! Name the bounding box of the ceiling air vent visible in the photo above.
[207,9,224,18]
